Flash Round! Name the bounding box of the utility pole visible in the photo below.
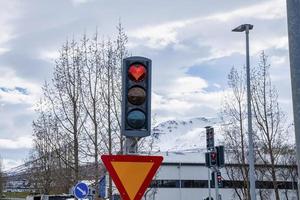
[214,170,219,200]
[205,126,214,200]
[208,168,211,200]
[232,24,256,200]
[245,24,256,200]
[287,0,300,196]
[125,137,138,154]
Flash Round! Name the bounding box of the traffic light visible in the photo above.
[216,145,225,168]
[217,171,223,188]
[206,126,214,151]
[211,171,222,188]
[122,56,152,137]
[206,151,217,167]
[210,151,217,166]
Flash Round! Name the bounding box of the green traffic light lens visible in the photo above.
[127,110,146,129]
[128,87,146,105]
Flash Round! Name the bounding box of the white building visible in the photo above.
[141,151,298,200]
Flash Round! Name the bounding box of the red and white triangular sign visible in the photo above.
[101,155,163,200]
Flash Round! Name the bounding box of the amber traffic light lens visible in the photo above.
[128,64,146,82]
[127,110,146,129]
[128,87,146,105]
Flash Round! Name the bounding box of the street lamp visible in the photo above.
[232,24,256,200]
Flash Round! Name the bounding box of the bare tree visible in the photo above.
[252,51,287,200]
[28,23,159,199]
[78,24,128,199]
[80,35,106,199]
[221,66,250,199]
[43,38,85,184]
[277,144,298,200]
[221,51,293,199]
[28,102,75,194]
[30,110,54,194]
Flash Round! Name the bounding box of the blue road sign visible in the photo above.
[74,182,89,199]
[99,176,106,198]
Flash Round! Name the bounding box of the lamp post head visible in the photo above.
[232,24,254,32]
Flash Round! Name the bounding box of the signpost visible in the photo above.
[101,155,163,200]
[74,182,89,199]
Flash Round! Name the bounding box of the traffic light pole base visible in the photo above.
[125,137,139,154]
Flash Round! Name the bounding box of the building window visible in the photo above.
[151,180,297,189]
[151,180,180,188]
[181,180,207,188]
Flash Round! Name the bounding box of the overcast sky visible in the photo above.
[0,0,292,170]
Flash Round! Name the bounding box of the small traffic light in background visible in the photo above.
[206,126,214,151]
[122,57,152,137]
[217,171,223,188]
[211,171,223,188]
[210,151,217,166]
[216,145,225,168]
[206,151,218,167]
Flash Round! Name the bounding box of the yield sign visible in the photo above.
[101,155,163,200]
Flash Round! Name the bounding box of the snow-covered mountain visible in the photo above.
[152,117,224,152]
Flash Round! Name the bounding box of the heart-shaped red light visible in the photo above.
[128,64,146,82]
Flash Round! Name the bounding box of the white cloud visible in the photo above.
[207,0,285,22]
[71,0,92,6]
[0,48,9,55]
[39,49,60,61]
[129,0,285,51]
[251,36,288,56]
[1,159,24,171]
[152,75,228,122]
[129,18,200,49]
[169,76,208,94]
[0,67,41,106]
[270,55,287,67]
[0,1,20,47]
[0,136,32,150]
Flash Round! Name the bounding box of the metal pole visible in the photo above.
[179,163,182,200]
[214,169,219,200]
[245,25,256,200]
[125,137,138,154]
[287,0,300,197]
[208,168,211,200]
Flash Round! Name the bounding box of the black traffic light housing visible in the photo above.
[122,56,152,137]
[216,145,225,168]
[206,151,218,167]
[216,171,223,188]
[206,127,214,151]
[211,171,223,188]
